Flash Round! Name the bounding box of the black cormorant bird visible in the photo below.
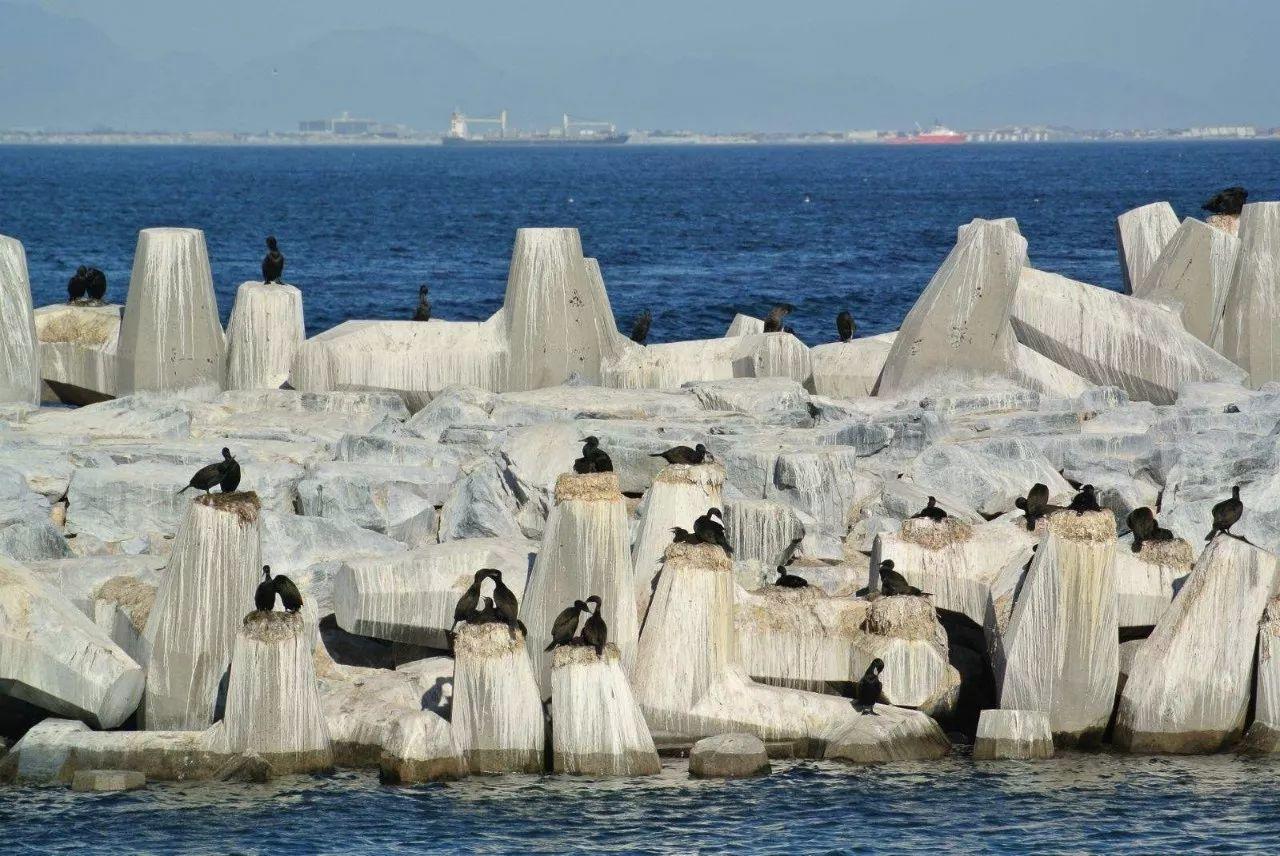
[261,236,285,284]
[67,266,89,303]
[910,496,948,522]
[573,436,613,474]
[651,444,708,465]
[693,508,733,555]
[177,448,234,494]
[1068,484,1102,515]
[855,658,884,714]
[1127,507,1157,553]
[219,451,241,493]
[1202,186,1247,216]
[545,600,588,652]
[1206,485,1244,541]
[630,310,652,345]
[836,310,856,343]
[273,572,304,613]
[412,285,431,321]
[775,565,809,588]
[878,559,927,597]
[86,267,107,303]
[578,595,607,656]
[670,526,700,545]
[763,303,794,333]
[470,596,500,624]
[451,570,488,634]
[1015,483,1051,531]
[254,565,277,612]
[482,569,522,637]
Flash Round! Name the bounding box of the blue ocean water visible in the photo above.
[5,142,1280,854]
[1,141,1276,344]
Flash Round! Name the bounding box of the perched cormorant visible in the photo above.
[910,496,948,522]
[85,267,107,303]
[219,451,241,493]
[573,436,614,474]
[67,266,89,303]
[630,309,652,345]
[254,565,277,612]
[177,448,234,494]
[693,507,733,555]
[763,303,794,333]
[670,526,700,545]
[470,596,501,624]
[878,559,927,597]
[1067,484,1101,515]
[774,565,809,588]
[1127,507,1157,553]
[836,310,856,343]
[482,569,522,637]
[651,444,708,465]
[1202,186,1248,216]
[412,285,431,321]
[545,600,588,652]
[273,572,303,613]
[578,595,608,656]
[261,236,285,284]
[1015,483,1051,531]
[451,570,488,634]
[855,658,884,714]
[1206,485,1244,542]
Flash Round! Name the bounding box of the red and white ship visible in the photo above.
[889,122,968,145]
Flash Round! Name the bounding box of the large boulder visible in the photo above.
[809,334,895,399]
[687,733,769,778]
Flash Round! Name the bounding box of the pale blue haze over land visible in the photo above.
[1,0,1277,132]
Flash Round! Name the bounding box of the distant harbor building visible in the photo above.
[1182,125,1257,138]
[298,111,385,136]
[967,126,1057,143]
[443,110,628,146]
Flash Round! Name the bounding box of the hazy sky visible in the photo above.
[3,0,1277,132]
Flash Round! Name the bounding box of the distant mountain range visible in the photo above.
[0,2,1261,133]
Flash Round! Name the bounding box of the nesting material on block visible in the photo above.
[140,492,263,730]
[550,644,660,776]
[630,463,725,621]
[34,303,123,405]
[450,621,545,773]
[996,510,1119,747]
[1115,537,1280,754]
[225,281,306,391]
[521,472,639,693]
[214,611,332,775]
[0,235,43,405]
[0,558,144,729]
[116,228,226,395]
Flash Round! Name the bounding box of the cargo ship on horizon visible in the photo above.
[443,110,629,146]
[888,122,968,145]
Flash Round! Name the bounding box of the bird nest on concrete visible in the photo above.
[95,575,157,633]
[196,491,261,524]
[552,642,621,668]
[554,471,621,503]
[36,308,118,346]
[662,541,733,572]
[899,517,974,550]
[654,462,725,488]
[1206,213,1240,236]
[1138,538,1195,572]
[241,609,304,642]
[860,594,940,642]
[1045,509,1116,543]
[455,620,525,657]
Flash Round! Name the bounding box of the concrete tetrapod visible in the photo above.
[1115,536,1280,754]
[520,472,639,694]
[1220,202,1280,388]
[631,542,950,760]
[1116,201,1179,294]
[116,228,226,396]
[140,492,263,730]
[225,281,306,391]
[1134,217,1239,348]
[550,644,660,776]
[996,510,1119,748]
[1240,599,1280,754]
[0,234,41,405]
[450,621,544,773]
[630,463,724,621]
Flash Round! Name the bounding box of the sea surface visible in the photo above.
[4,142,1280,854]
[5,754,1280,855]
[1,141,1277,344]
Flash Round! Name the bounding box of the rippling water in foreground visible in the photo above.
[5,753,1280,854]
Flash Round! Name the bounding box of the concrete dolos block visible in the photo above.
[34,304,122,405]
[1221,202,1280,388]
[0,234,41,405]
[875,219,1028,397]
[116,228,226,395]
[1135,217,1239,347]
[1116,201,1178,294]
[225,282,306,391]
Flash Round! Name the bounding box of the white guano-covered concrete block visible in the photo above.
[1220,202,1280,388]
[1135,217,1239,347]
[550,644,660,776]
[972,709,1054,760]
[1116,201,1179,294]
[34,303,122,405]
[0,235,41,405]
[225,281,306,391]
